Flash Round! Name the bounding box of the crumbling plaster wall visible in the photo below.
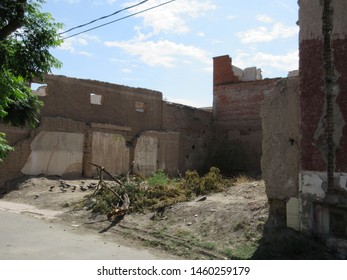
[260,77,300,227]
[261,77,300,200]
[288,0,347,255]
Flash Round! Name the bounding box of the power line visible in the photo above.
[59,0,149,35]
[62,0,176,40]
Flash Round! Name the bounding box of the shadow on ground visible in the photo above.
[251,218,340,260]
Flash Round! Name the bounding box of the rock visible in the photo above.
[196,196,207,202]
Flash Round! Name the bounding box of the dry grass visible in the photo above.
[232,174,255,184]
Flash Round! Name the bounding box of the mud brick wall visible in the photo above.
[0,124,32,191]
[0,75,214,189]
[39,75,163,136]
[162,102,213,173]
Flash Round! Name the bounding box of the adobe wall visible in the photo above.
[213,76,280,175]
[39,75,163,135]
[0,124,32,189]
[162,102,213,173]
[0,75,213,191]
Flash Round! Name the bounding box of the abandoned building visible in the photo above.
[0,0,346,257]
[0,75,213,187]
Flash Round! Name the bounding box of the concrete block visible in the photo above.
[243,67,257,81]
[287,197,299,230]
[301,172,326,198]
[134,134,159,176]
[21,131,84,176]
[339,174,347,192]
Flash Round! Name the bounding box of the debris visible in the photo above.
[196,196,207,202]
[34,194,40,199]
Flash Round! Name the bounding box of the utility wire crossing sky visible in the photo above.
[45,0,299,108]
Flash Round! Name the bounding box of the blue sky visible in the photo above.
[43,0,299,107]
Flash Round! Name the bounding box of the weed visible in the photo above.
[233,174,254,184]
[223,248,235,259]
[182,167,225,196]
[200,242,216,250]
[87,167,228,217]
[147,170,170,187]
[233,245,257,259]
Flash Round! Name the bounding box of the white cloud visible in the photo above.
[233,50,299,73]
[121,68,132,73]
[59,34,99,56]
[197,32,205,37]
[105,39,210,68]
[256,14,274,23]
[236,22,298,44]
[124,0,216,35]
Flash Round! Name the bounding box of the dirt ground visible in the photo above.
[0,175,341,260]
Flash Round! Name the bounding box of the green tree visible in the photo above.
[0,0,62,161]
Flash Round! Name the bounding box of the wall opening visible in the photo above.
[135,101,146,113]
[90,93,102,105]
[31,83,48,96]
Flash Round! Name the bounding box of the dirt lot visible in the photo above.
[0,175,340,260]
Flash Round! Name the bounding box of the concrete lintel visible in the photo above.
[91,123,131,132]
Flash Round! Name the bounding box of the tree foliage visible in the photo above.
[0,0,62,161]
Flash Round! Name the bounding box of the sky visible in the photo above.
[42,0,299,108]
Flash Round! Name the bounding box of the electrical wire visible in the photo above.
[59,0,149,35]
[62,0,176,40]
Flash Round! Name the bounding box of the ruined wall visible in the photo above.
[261,77,300,227]
[213,76,281,175]
[0,124,31,189]
[261,77,300,200]
[0,75,214,190]
[297,0,347,255]
[134,131,180,176]
[39,75,163,135]
[162,102,213,173]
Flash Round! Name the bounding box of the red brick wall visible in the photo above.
[299,39,326,171]
[214,79,281,123]
[213,55,241,86]
[299,9,347,172]
[213,78,280,174]
[333,38,347,172]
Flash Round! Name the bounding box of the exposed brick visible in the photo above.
[213,55,241,86]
